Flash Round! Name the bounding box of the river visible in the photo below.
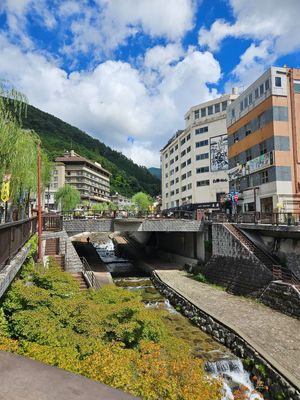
[89,237,263,400]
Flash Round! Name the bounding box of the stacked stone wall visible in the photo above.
[261,281,300,319]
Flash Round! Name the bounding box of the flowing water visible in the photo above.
[93,239,263,400]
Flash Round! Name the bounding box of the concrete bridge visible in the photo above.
[62,217,204,233]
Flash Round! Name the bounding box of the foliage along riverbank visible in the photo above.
[0,242,222,400]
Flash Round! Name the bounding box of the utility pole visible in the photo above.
[37,142,42,261]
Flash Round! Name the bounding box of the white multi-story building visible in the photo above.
[161,93,238,210]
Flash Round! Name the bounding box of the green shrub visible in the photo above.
[193,273,207,283]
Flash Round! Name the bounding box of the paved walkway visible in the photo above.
[149,266,300,390]
[0,351,138,400]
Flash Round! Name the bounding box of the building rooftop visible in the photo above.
[55,150,111,176]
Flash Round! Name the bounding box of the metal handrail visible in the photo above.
[80,256,101,290]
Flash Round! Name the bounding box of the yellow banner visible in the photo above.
[1,181,10,203]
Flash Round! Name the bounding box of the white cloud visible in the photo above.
[61,0,195,56]
[199,0,300,88]
[0,34,221,167]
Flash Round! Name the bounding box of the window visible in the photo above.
[233,132,239,143]
[197,180,210,187]
[170,169,174,175]
[260,141,268,155]
[260,170,269,184]
[249,93,253,104]
[175,155,178,161]
[196,140,209,148]
[196,166,209,173]
[240,102,244,112]
[165,173,168,178]
[165,163,168,168]
[181,150,186,157]
[181,173,187,180]
[255,88,259,99]
[222,101,227,111]
[245,123,252,136]
[244,97,248,108]
[187,183,192,190]
[265,79,270,91]
[187,171,192,177]
[175,144,178,150]
[194,110,199,119]
[201,107,206,117]
[186,134,191,141]
[208,105,213,115]
[170,190,174,196]
[165,183,168,188]
[259,83,264,96]
[176,188,179,194]
[215,103,220,113]
[175,166,179,172]
[182,186,187,192]
[175,177,179,183]
[181,161,186,168]
[196,153,209,160]
[165,153,168,159]
[170,158,174,164]
[195,126,208,135]
[275,76,282,87]
[170,148,174,154]
[170,180,174,186]
[231,108,235,119]
[257,113,263,129]
[186,146,191,153]
[181,138,186,146]
[294,80,300,93]
[246,149,252,161]
[187,158,191,165]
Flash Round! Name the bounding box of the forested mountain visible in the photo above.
[20,104,161,197]
[148,167,161,180]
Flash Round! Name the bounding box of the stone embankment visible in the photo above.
[261,281,300,319]
[151,270,300,400]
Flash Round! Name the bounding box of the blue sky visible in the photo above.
[0,0,300,167]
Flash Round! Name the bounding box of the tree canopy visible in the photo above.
[55,184,80,211]
[132,191,153,212]
[0,84,51,215]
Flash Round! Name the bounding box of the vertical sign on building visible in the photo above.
[210,134,228,172]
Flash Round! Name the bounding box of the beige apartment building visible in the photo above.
[45,150,111,209]
[161,93,238,210]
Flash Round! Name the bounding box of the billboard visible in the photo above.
[210,134,228,172]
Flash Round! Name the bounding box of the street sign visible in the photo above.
[1,180,10,203]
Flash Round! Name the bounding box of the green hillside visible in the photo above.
[21,104,161,197]
[148,167,161,180]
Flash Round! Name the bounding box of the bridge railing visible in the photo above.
[205,212,300,226]
[0,217,37,270]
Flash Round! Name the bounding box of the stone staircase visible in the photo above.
[224,223,276,271]
[45,238,65,269]
[71,272,89,291]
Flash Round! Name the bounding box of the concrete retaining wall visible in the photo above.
[0,243,31,299]
[151,272,300,400]
[261,281,300,319]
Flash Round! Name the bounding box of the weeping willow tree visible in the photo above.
[0,83,51,220]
